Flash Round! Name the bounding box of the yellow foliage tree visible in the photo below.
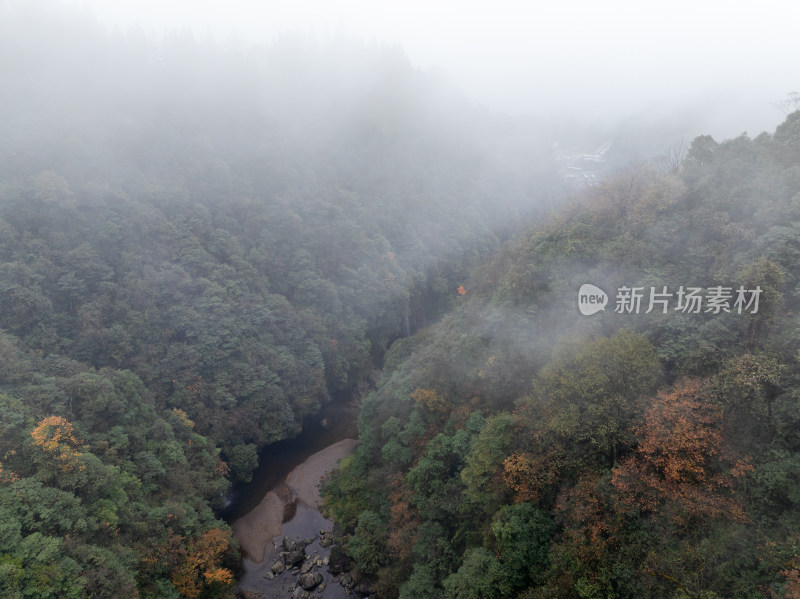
[172,408,195,429]
[411,388,449,415]
[171,528,234,598]
[30,416,85,472]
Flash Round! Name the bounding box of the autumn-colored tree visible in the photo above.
[556,474,620,566]
[612,378,751,524]
[781,559,800,599]
[502,451,557,504]
[411,388,450,417]
[545,472,647,598]
[171,528,234,599]
[386,474,421,565]
[0,459,19,483]
[30,416,85,473]
[172,408,195,430]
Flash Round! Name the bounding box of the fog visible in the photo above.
[75,0,800,139]
[2,4,800,596]
[3,0,796,262]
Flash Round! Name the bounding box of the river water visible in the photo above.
[220,392,359,523]
[235,500,352,599]
[222,392,360,598]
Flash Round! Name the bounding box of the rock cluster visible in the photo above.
[262,534,343,598]
[242,532,373,599]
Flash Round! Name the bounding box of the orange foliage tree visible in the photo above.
[783,562,800,599]
[411,388,449,416]
[172,408,195,430]
[0,459,19,484]
[553,473,624,572]
[30,416,85,473]
[171,528,234,598]
[503,451,558,504]
[611,378,751,524]
[386,473,421,564]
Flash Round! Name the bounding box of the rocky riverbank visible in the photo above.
[232,438,361,598]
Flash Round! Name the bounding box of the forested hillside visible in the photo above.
[5,4,799,599]
[324,112,800,598]
[0,4,564,598]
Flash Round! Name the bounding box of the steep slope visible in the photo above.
[325,112,800,599]
[0,5,564,598]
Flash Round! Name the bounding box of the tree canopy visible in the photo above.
[325,110,800,599]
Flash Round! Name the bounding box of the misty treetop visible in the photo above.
[0,1,560,450]
[0,3,564,598]
[324,111,800,599]
[4,3,800,599]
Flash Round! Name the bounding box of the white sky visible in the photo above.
[77,0,800,133]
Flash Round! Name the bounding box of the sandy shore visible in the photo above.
[231,491,285,563]
[231,438,360,563]
[285,438,360,507]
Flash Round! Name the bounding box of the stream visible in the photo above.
[223,392,361,598]
[221,392,359,522]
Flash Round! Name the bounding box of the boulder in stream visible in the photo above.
[299,559,314,574]
[338,572,354,589]
[270,559,285,575]
[282,549,305,567]
[283,536,311,552]
[298,572,324,590]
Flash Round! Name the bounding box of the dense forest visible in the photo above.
[0,3,564,598]
[324,113,800,598]
[2,2,799,599]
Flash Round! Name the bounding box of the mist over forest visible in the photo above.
[1,1,800,598]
